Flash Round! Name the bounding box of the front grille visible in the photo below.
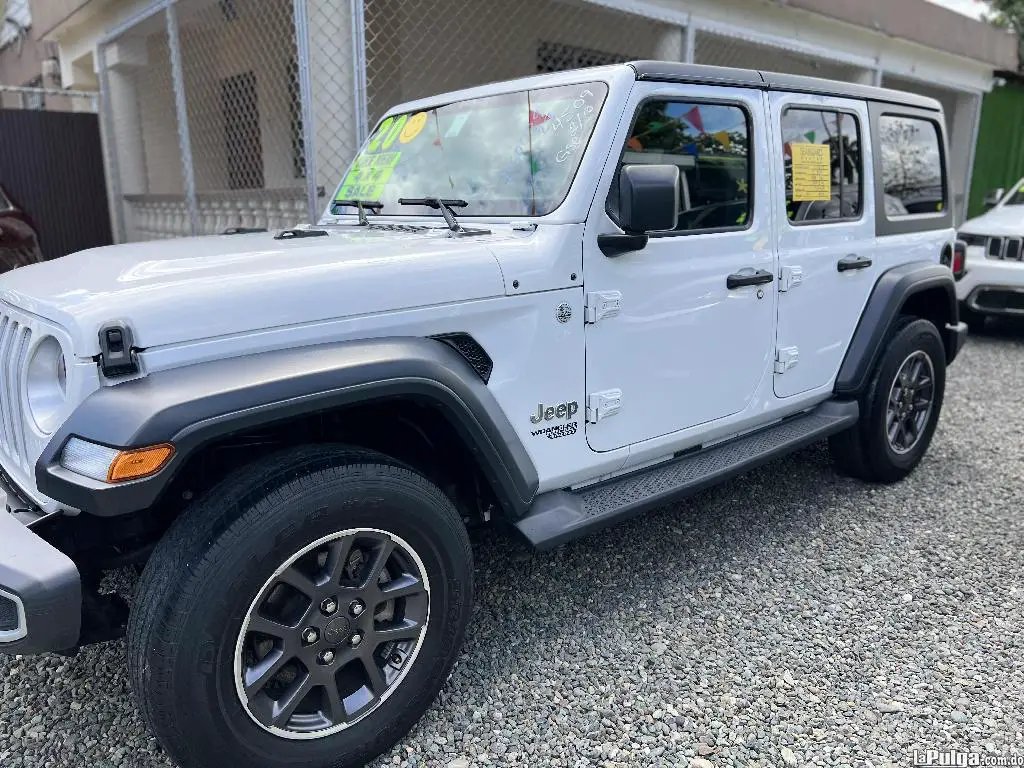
[987,237,1004,259]
[1005,238,1023,261]
[0,313,32,472]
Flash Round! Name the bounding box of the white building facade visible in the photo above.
[26,0,1019,241]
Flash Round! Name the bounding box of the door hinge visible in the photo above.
[584,291,622,324]
[774,346,799,374]
[97,322,139,378]
[779,265,804,292]
[586,389,622,423]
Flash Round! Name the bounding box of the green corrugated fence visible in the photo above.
[968,80,1024,221]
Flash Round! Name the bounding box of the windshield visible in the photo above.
[331,81,609,217]
[1004,180,1024,206]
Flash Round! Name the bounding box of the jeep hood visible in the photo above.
[960,205,1024,237]
[0,227,506,355]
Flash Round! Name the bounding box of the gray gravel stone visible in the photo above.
[4,323,1024,768]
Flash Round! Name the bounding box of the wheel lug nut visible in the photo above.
[390,652,404,666]
[350,632,363,648]
[302,627,319,645]
[349,600,365,617]
[320,598,338,615]
[317,649,336,665]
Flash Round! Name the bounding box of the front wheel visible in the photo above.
[128,446,473,768]
[830,317,946,483]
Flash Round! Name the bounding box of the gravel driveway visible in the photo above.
[3,323,1023,768]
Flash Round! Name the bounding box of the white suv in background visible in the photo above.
[957,180,1024,330]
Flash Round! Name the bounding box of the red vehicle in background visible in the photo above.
[0,184,44,272]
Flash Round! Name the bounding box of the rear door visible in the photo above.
[769,93,875,398]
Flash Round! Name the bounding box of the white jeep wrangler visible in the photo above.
[0,62,966,768]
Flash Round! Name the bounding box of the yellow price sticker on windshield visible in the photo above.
[400,112,428,144]
[791,143,831,202]
[336,151,401,202]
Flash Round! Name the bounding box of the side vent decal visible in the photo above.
[431,333,494,383]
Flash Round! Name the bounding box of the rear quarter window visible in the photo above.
[878,115,946,218]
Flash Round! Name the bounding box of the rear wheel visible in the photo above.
[830,317,946,483]
[128,445,472,768]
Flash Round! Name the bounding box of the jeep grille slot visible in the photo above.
[0,314,31,471]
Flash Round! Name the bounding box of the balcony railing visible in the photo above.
[123,188,311,240]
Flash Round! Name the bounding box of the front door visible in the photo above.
[769,93,876,398]
[584,84,777,452]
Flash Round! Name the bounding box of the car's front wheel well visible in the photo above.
[161,398,500,527]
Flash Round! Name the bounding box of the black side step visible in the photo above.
[515,400,858,550]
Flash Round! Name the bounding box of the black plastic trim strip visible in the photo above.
[515,400,859,550]
[37,337,538,519]
[628,61,942,113]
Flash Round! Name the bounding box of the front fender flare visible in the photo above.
[36,337,538,518]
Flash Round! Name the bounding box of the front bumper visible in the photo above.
[956,246,1024,316]
[0,484,81,654]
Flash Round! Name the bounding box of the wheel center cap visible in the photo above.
[323,615,354,645]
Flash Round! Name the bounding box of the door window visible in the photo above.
[781,108,861,223]
[877,115,946,216]
[609,100,752,233]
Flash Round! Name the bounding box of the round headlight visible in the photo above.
[27,336,67,434]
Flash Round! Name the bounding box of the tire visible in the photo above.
[829,317,946,483]
[128,445,473,768]
[959,302,986,334]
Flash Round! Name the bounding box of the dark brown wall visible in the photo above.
[0,108,112,259]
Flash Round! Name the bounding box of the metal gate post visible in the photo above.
[294,0,320,225]
[96,45,126,243]
[165,3,199,236]
[683,20,695,64]
[351,0,369,145]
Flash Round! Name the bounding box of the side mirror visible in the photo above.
[618,164,679,233]
[984,188,1005,210]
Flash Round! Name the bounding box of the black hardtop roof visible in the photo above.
[628,61,942,113]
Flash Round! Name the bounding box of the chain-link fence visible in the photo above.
[99,0,982,242]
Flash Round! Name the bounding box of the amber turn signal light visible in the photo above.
[107,444,175,483]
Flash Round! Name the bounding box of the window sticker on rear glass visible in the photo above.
[790,143,831,201]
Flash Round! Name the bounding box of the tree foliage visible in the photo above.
[983,0,1024,34]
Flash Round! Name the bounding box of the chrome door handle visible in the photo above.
[837,254,872,272]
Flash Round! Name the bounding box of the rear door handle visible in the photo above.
[727,269,774,289]
[837,254,872,272]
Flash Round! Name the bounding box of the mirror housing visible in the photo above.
[984,188,1005,210]
[618,164,679,234]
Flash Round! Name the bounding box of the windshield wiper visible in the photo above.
[332,198,383,226]
[398,197,468,232]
